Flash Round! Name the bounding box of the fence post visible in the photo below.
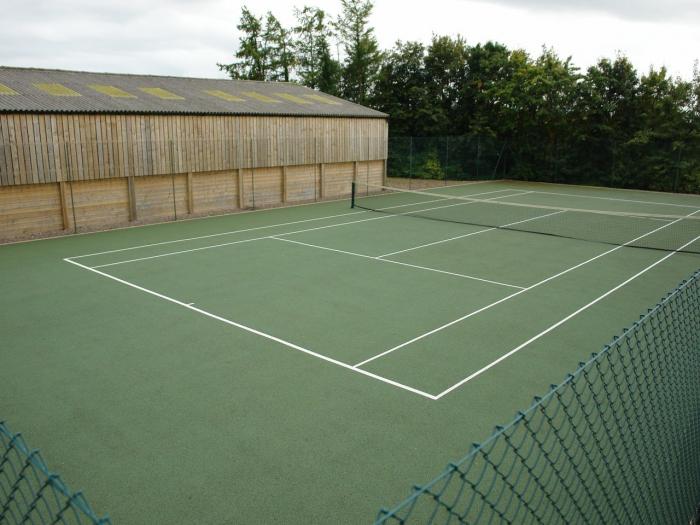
[409,136,413,190]
[187,172,194,214]
[673,148,682,193]
[169,140,177,220]
[64,142,78,234]
[445,136,449,185]
[250,138,256,210]
[476,135,481,180]
[366,136,370,194]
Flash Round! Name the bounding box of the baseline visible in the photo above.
[63,257,438,400]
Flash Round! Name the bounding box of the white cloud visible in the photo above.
[0,0,697,80]
[470,0,700,22]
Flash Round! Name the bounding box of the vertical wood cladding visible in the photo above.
[0,160,385,243]
[0,114,388,186]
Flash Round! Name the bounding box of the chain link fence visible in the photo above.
[387,136,506,185]
[387,136,700,194]
[0,422,110,524]
[376,269,700,524]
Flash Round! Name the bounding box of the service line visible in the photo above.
[86,189,526,269]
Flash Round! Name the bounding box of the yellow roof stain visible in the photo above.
[276,93,312,105]
[88,84,136,98]
[204,89,245,102]
[139,87,184,100]
[33,83,81,97]
[0,83,18,95]
[303,93,342,105]
[241,91,281,103]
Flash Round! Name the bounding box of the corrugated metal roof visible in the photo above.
[0,67,387,118]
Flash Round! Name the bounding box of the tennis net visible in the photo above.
[351,183,700,254]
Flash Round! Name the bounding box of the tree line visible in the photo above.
[219,0,700,193]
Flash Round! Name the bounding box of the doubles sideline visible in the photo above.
[63,185,700,399]
[65,220,700,401]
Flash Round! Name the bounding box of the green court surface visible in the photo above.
[1,180,699,523]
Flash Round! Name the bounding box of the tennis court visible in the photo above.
[2,179,699,523]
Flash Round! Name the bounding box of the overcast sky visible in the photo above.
[0,0,698,80]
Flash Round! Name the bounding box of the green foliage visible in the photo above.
[264,12,295,82]
[218,7,267,80]
[294,6,341,94]
[373,41,433,135]
[372,40,699,193]
[335,0,382,104]
[420,149,444,179]
[218,8,294,82]
[218,3,699,193]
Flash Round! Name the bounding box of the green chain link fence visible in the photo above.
[376,269,700,525]
[387,136,507,184]
[0,422,110,524]
[387,136,700,194]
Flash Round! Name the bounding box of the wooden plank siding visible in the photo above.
[0,160,385,242]
[0,111,387,242]
[0,114,387,186]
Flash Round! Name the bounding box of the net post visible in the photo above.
[351,182,356,208]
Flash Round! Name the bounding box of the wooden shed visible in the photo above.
[0,67,388,242]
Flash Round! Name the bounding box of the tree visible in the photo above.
[264,12,295,82]
[575,56,640,186]
[317,47,342,95]
[216,8,699,192]
[423,35,469,135]
[630,67,698,191]
[335,0,382,104]
[372,41,432,136]
[294,6,340,93]
[218,7,267,80]
[458,41,517,138]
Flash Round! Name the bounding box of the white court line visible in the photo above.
[64,257,438,400]
[353,209,700,368]
[376,210,565,258]
[91,236,267,269]
[434,229,700,399]
[86,190,526,269]
[70,186,521,259]
[69,210,366,259]
[69,188,515,260]
[531,189,700,209]
[271,237,525,289]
